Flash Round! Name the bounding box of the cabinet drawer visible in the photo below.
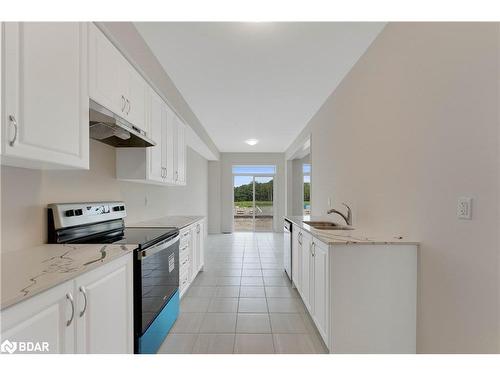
[180,254,190,274]
[179,242,190,258]
[180,231,191,245]
[179,271,190,293]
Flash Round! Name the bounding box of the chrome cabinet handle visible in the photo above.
[79,286,88,318]
[8,115,18,146]
[126,99,131,114]
[311,242,316,257]
[66,292,75,326]
[121,95,126,112]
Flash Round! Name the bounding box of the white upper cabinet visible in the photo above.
[88,23,147,134]
[88,23,125,117]
[174,114,186,185]
[125,67,148,132]
[1,22,89,169]
[116,87,187,187]
[148,89,166,183]
[164,105,176,183]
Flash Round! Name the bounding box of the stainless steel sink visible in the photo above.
[302,221,354,230]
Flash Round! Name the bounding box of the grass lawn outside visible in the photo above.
[234,201,273,208]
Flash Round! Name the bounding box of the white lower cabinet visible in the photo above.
[0,254,133,354]
[311,240,329,344]
[290,222,417,354]
[75,254,133,354]
[0,280,76,354]
[294,229,328,346]
[178,219,205,298]
[299,231,313,312]
[192,220,205,276]
[1,22,89,170]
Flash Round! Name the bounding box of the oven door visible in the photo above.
[136,233,180,338]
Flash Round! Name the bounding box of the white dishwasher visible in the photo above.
[283,219,292,281]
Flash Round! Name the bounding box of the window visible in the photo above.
[232,165,276,175]
[303,164,311,215]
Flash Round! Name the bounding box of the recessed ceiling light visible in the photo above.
[245,139,259,146]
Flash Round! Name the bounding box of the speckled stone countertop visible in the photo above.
[285,216,419,246]
[129,216,205,229]
[1,243,136,310]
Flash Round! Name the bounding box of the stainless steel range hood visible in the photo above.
[89,100,156,147]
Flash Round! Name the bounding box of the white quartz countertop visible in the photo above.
[1,243,136,310]
[129,216,205,229]
[285,216,419,246]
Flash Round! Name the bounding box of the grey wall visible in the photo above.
[291,154,310,216]
[285,22,500,353]
[1,141,208,253]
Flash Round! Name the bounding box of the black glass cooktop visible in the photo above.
[70,225,178,248]
[117,227,178,248]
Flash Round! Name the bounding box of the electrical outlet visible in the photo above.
[457,197,472,219]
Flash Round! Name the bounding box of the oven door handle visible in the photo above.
[137,234,180,260]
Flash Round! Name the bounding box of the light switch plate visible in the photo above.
[457,197,472,219]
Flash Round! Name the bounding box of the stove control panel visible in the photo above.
[49,202,127,229]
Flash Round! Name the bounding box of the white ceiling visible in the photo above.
[135,22,385,152]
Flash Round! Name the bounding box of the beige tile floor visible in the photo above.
[158,232,328,354]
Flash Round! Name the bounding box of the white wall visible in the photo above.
[286,23,499,353]
[1,141,208,252]
[208,153,286,234]
[207,161,222,234]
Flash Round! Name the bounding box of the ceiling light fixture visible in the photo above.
[245,139,259,146]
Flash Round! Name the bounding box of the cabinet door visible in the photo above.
[300,234,312,312]
[2,22,89,169]
[125,67,147,132]
[88,23,125,117]
[198,220,205,271]
[292,228,301,290]
[312,241,329,345]
[164,106,175,183]
[75,254,133,354]
[193,221,204,275]
[148,89,165,183]
[0,281,76,354]
[174,116,186,185]
[190,225,198,280]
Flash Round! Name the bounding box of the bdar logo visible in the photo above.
[1,339,17,354]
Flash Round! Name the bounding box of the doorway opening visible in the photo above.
[233,165,276,232]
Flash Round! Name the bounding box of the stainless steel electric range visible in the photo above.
[47,201,180,354]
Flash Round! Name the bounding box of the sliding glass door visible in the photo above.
[254,176,273,232]
[233,165,276,232]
